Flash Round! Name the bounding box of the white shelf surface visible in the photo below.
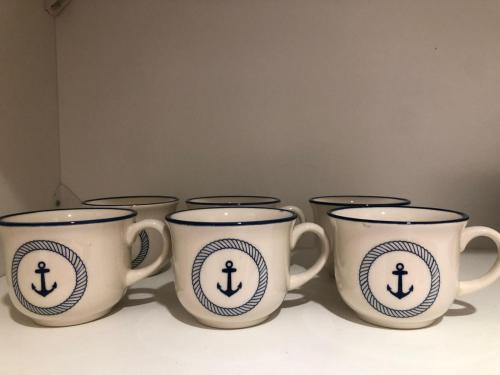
[0,249,499,375]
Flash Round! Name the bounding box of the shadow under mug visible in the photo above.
[309,195,411,277]
[0,208,168,326]
[165,207,328,329]
[328,206,500,329]
[82,195,178,271]
[185,195,306,223]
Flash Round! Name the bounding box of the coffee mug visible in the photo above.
[186,195,306,223]
[83,195,178,270]
[165,207,328,328]
[328,206,500,329]
[310,195,410,276]
[0,208,168,326]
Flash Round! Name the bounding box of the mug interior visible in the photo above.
[0,208,136,226]
[310,195,410,206]
[328,206,468,224]
[83,195,178,206]
[186,195,280,206]
[167,207,296,226]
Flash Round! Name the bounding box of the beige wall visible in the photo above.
[0,0,60,214]
[56,1,500,233]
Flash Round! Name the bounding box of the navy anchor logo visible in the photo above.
[217,260,242,297]
[31,261,57,297]
[387,263,414,299]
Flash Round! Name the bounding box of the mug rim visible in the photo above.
[185,195,281,206]
[166,207,297,226]
[0,208,137,227]
[309,195,411,206]
[327,205,469,225]
[82,195,179,206]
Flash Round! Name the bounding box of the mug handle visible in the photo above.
[457,226,500,296]
[288,222,329,290]
[124,219,169,287]
[279,205,305,223]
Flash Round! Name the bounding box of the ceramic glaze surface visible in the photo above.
[83,196,178,270]
[166,207,328,328]
[328,206,500,329]
[310,196,410,277]
[0,209,169,326]
[186,195,305,223]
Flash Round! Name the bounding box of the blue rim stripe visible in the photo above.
[166,207,297,226]
[327,206,469,225]
[309,195,410,207]
[83,195,178,206]
[0,208,137,227]
[185,195,281,206]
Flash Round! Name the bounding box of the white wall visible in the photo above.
[0,0,60,214]
[56,1,500,232]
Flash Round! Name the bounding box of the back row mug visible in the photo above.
[83,195,178,271]
[186,195,306,223]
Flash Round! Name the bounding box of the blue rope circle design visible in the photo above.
[131,230,149,269]
[192,238,268,316]
[11,240,88,316]
[359,240,440,318]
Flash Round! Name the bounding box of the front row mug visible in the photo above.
[166,207,328,329]
[0,208,168,327]
[328,206,500,329]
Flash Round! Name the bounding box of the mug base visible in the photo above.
[356,313,438,329]
[196,316,269,329]
[32,307,113,327]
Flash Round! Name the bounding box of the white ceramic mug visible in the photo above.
[186,195,306,223]
[83,195,178,270]
[310,195,410,277]
[165,207,328,329]
[328,206,500,329]
[0,208,168,326]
